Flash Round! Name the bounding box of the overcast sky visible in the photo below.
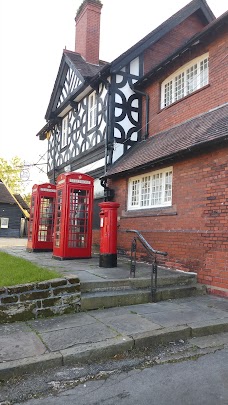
[0,0,227,190]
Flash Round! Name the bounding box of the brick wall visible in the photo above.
[75,1,102,65]
[142,30,228,137]
[109,146,228,296]
[144,13,206,74]
[0,276,80,323]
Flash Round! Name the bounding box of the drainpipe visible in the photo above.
[99,76,114,201]
[100,77,112,175]
[130,84,149,139]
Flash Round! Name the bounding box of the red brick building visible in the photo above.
[102,9,228,297]
[36,0,227,296]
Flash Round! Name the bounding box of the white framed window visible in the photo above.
[0,217,9,228]
[161,53,209,108]
[88,92,97,130]
[61,115,68,148]
[128,167,173,210]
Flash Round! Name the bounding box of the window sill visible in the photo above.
[121,206,177,218]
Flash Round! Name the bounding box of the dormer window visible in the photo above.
[61,115,68,148]
[161,53,209,109]
[88,92,97,130]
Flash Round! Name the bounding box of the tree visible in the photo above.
[0,156,24,194]
[22,192,32,207]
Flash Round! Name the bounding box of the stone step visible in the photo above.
[80,284,206,311]
[80,273,197,293]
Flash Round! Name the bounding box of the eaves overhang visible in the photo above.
[110,0,215,73]
[102,135,228,180]
[135,10,228,89]
[36,118,61,140]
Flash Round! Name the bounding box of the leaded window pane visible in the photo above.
[131,179,140,206]
[141,176,151,206]
[151,173,163,206]
[175,72,185,101]
[164,171,172,202]
[164,81,173,107]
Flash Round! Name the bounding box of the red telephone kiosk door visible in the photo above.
[53,172,94,260]
[27,183,56,252]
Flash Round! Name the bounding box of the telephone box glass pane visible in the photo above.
[68,188,89,248]
[28,196,35,241]
[54,190,62,247]
[38,197,55,242]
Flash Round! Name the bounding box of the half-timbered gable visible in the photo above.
[36,0,216,201]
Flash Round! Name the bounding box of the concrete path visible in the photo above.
[0,238,227,380]
[0,238,196,283]
[0,295,227,380]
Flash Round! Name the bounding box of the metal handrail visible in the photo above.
[126,229,168,302]
[126,230,168,257]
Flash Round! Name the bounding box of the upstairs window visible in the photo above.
[61,116,68,148]
[161,53,209,108]
[88,92,97,130]
[128,167,173,210]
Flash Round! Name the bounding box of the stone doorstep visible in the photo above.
[80,284,206,311]
[80,273,197,292]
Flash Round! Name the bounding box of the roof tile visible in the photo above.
[106,103,228,177]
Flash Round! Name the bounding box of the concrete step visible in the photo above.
[80,284,206,311]
[81,273,197,293]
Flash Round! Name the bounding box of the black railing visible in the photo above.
[126,230,168,302]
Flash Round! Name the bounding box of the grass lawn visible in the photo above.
[0,251,61,287]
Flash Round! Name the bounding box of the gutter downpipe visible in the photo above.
[130,84,149,139]
[100,76,112,200]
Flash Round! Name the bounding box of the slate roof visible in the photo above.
[14,194,30,211]
[0,180,15,204]
[64,50,107,78]
[104,103,228,178]
[0,180,30,218]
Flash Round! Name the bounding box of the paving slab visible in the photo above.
[0,323,47,362]
[91,313,162,335]
[38,322,119,351]
[140,307,227,328]
[126,301,185,314]
[60,336,134,366]
[189,318,228,337]
[28,312,97,333]
[0,239,227,381]
[191,332,228,348]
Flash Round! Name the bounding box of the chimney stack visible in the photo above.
[75,0,103,65]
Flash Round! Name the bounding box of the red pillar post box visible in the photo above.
[99,201,120,267]
[27,183,56,252]
[53,172,94,260]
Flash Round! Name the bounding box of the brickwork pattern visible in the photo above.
[142,30,228,137]
[0,276,80,323]
[107,147,228,296]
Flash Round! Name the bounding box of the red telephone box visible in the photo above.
[53,172,94,260]
[99,202,120,267]
[27,183,56,252]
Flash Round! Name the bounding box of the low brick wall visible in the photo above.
[0,276,80,323]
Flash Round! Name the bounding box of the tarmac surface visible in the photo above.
[0,238,227,380]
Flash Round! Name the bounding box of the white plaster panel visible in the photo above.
[130,57,140,76]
